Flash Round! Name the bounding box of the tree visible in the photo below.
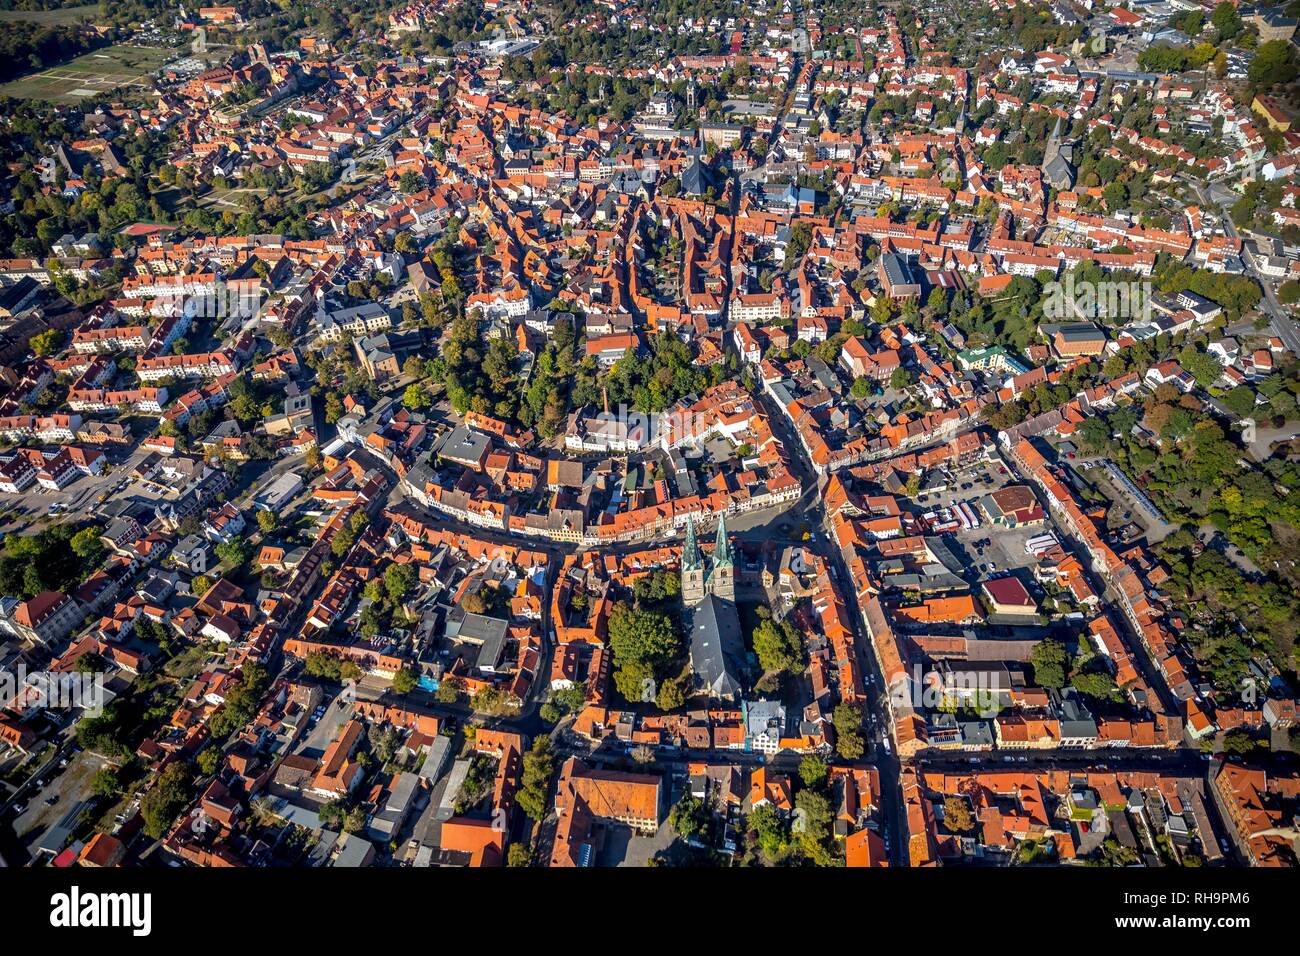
[256,510,277,534]
[507,843,532,867]
[384,562,416,604]
[633,570,680,606]
[1070,671,1118,699]
[832,703,865,760]
[331,524,356,557]
[1078,416,1112,455]
[752,618,803,675]
[669,793,710,839]
[1014,838,1050,864]
[29,328,61,356]
[1221,730,1261,755]
[1030,638,1068,689]
[613,658,656,703]
[1180,346,1223,388]
[392,666,418,695]
[1102,180,1128,210]
[656,676,685,711]
[799,754,828,790]
[207,662,270,738]
[215,538,251,570]
[1138,44,1189,74]
[91,767,121,799]
[403,382,432,410]
[793,789,834,865]
[196,748,221,775]
[1216,387,1258,421]
[471,686,508,714]
[1248,41,1297,88]
[141,761,193,838]
[305,652,361,683]
[1093,837,1140,867]
[1210,1,1241,40]
[69,526,105,563]
[608,603,680,701]
[517,736,555,820]
[889,367,914,392]
[399,170,423,194]
[749,803,788,860]
[344,806,368,833]
[943,796,975,833]
[786,221,813,263]
[318,800,347,830]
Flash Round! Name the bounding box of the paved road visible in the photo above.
[1193,180,1300,355]
[751,367,911,865]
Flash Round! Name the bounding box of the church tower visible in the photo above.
[681,514,707,606]
[709,512,735,602]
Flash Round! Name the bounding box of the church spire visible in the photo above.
[713,512,734,568]
[683,514,702,571]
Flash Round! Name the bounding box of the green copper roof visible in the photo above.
[683,513,702,571]
[713,511,734,569]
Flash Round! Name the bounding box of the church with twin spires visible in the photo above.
[681,513,746,700]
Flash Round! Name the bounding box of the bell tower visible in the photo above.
[681,514,707,606]
[709,512,735,602]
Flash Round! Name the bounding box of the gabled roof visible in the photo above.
[688,593,745,699]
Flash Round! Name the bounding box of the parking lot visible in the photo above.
[295,690,355,760]
[0,447,151,532]
[953,521,1051,581]
[910,456,1055,581]
[914,456,1012,512]
[10,748,110,862]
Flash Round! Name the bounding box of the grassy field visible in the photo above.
[0,4,101,25]
[0,42,172,104]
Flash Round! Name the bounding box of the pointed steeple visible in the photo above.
[683,514,702,571]
[713,512,734,568]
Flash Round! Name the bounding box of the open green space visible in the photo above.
[0,42,171,104]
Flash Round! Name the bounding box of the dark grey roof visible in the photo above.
[880,252,917,288]
[447,607,508,642]
[680,156,711,196]
[688,593,745,699]
[438,425,491,465]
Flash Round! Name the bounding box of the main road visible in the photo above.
[1191,178,1300,354]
